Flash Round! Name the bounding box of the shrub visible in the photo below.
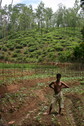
[48,52,56,61]
[24,49,28,54]
[47,47,55,52]
[55,46,63,51]
[0,54,4,59]
[29,47,37,52]
[28,42,34,47]
[54,44,63,51]
[9,45,15,51]
[12,53,18,57]
[22,43,27,47]
[2,46,8,51]
[73,42,84,62]
[16,44,23,49]
[15,49,21,53]
[59,50,72,62]
[38,56,44,62]
[4,56,9,61]
[16,57,23,62]
[15,38,21,43]
[36,50,42,55]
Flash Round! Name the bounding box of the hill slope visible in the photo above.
[0,27,82,63]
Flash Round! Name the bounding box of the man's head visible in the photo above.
[56,73,61,80]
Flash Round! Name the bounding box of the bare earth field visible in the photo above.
[0,70,84,126]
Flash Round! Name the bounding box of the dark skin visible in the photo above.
[48,75,69,115]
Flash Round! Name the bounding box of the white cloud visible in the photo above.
[42,0,76,12]
[1,0,77,12]
[2,0,23,6]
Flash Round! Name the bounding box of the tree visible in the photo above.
[35,1,45,30]
[0,0,2,25]
[19,5,34,30]
[73,42,84,62]
[0,0,2,9]
[44,7,53,28]
[54,4,66,27]
[80,0,84,9]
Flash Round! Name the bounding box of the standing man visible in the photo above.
[48,73,69,115]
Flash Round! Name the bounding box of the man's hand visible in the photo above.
[61,81,69,88]
[49,82,54,89]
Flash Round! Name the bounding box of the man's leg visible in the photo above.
[58,100,64,115]
[58,101,61,114]
[48,104,52,114]
[59,107,62,115]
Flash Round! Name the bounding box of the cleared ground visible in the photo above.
[0,66,84,126]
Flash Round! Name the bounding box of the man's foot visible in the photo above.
[57,113,64,116]
[43,112,50,115]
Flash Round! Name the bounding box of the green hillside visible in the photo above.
[0,27,82,63]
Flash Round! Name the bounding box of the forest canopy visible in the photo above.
[0,0,84,32]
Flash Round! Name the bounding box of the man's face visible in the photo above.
[56,76,61,80]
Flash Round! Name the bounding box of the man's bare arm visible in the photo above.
[61,81,69,88]
[49,82,54,89]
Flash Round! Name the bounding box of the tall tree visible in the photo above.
[54,4,66,27]
[80,0,84,9]
[0,0,2,25]
[0,0,2,9]
[36,1,45,30]
[44,7,53,28]
[19,5,34,30]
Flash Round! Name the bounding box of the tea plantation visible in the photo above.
[0,27,82,63]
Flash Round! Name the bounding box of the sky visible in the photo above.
[2,0,77,12]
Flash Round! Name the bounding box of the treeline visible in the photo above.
[0,0,84,36]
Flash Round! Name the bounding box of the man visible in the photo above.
[48,73,69,115]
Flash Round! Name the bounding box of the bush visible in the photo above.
[2,46,8,51]
[47,47,55,52]
[59,51,72,62]
[29,47,37,52]
[28,42,34,47]
[38,56,44,62]
[9,45,15,51]
[21,42,27,47]
[12,53,18,57]
[36,50,42,55]
[25,58,38,63]
[0,54,4,59]
[4,56,9,61]
[73,42,84,62]
[24,49,28,54]
[15,49,21,53]
[54,44,63,51]
[16,44,23,49]
[48,52,56,61]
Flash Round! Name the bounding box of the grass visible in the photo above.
[80,81,84,85]
[0,91,28,109]
[64,85,84,94]
[0,67,84,86]
[0,63,57,69]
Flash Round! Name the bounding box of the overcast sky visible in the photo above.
[2,0,78,12]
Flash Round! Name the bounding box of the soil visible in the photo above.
[0,76,84,126]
